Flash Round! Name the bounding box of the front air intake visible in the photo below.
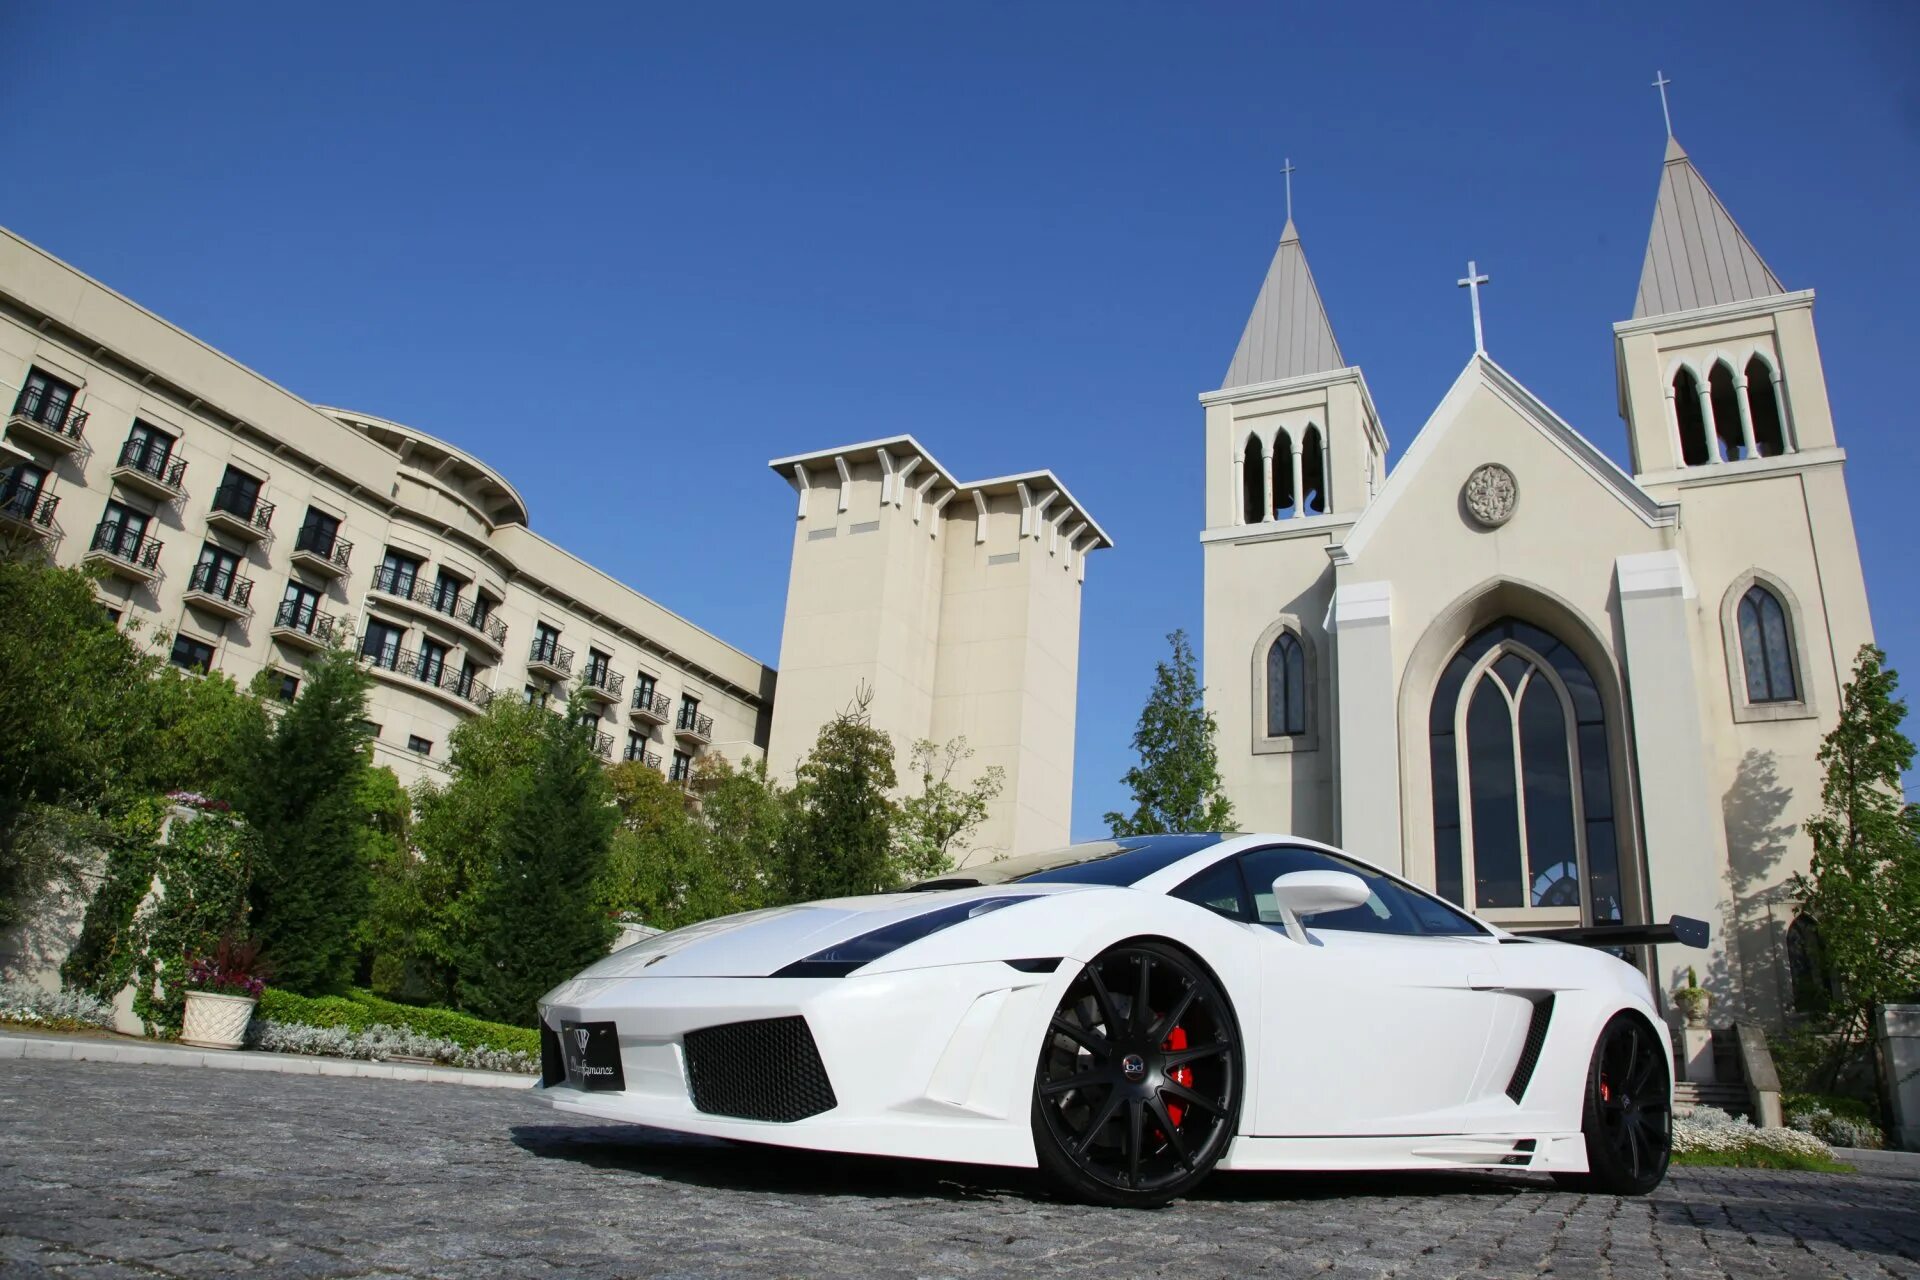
[683,1016,838,1122]
[540,1021,565,1088]
[1505,995,1555,1102]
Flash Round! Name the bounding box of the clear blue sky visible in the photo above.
[5,3,1916,824]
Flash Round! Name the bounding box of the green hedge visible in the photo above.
[258,988,540,1058]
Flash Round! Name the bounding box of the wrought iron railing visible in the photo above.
[669,757,694,784]
[294,524,352,570]
[89,521,163,571]
[456,597,507,646]
[0,484,56,527]
[582,666,625,699]
[211,481,274,532]
[10,384,87,441]
[591,732,614,759]
[273,598,336,641]
[115,438,187,490]
[360,639,494,709]
[622,745,663,768]
[676,707,715,740]
[187,561,253,608]
[369,567,507,645]
[630,689,671,719]
[529,637,574,675]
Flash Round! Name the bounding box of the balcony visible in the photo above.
[621,744,663,769]
[368,566,506,652]
[0,484,57,535]
[291,525,352,578]
[110,439,187,501]
[629,689,671,725]
[206,482,274,541]
[183,562,254,619]
[590,732,614,760]
[7,385,86,454]
[363,642,495,712]
[84,521,163,582]
[527,638,573,682]
[270,599,337,651]
[580,666,624,704]
[674,709,715,746]
[668,758,695,787]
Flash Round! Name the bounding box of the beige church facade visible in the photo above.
[1201,133,1874,1025]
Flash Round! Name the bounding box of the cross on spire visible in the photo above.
[1281,157,1297,223]
[1652,70,1674,137]
[1457,260,1490,355]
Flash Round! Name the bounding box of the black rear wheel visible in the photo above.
[1030,941,1240,1207]
[1555,1011,1671,1195]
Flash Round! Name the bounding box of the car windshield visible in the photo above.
[910,834,1228,890]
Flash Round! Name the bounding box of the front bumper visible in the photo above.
[534,960,1061,1168]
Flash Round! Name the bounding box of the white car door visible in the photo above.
[1231,846,1510,1137]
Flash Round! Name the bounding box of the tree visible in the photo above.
[893,737,1005,881]
[456,692,617,1024]
[1788,645,1920,1089]
[1104,630,1234,836]
[237,644,374,994]
[778,690,898,901]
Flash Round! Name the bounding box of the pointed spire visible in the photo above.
[1633,136,1785,319]
[1221,219,1345,389]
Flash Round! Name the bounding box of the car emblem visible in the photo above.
[574,1028,590,1053]
[1121,1053,1147,1081]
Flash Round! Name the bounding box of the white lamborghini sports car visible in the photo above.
[536,834,1701,1207]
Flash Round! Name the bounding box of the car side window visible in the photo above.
[1171,856,1249,921]
[1237,846,1422,936]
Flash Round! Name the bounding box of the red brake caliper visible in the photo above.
[1599,1076,1612,1103]
[1163,1025,1193,1128]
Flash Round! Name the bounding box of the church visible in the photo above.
[1199,126,1874,1028]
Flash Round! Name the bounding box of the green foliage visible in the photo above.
[893,737,1005,882]
[1788,645,1920,1086]
[239,644,375,994]
[60,800,168,997]
[598,755,782,931]
[778,691,899,901]
[1105,630,1235,837]
[256,986,539,1058]
[1670,1147,1853,1173]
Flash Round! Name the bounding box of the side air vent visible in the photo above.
[683,1016,838,1122]
[539,1022,565,1088]
[1505,995,1556,1102]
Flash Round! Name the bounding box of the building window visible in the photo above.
[276,672,300,701]
[1428,618,1622,922]
[407,735,433,756]
[634,672,657,705]
[1265,633,1307,737]
[102,606,122,625]
[193,543,242,599]
[1240,434,1264,524]
[1301,424,1327,514]
[124,419,176,472]
[532,621,562,664]
[431,568,464,614]
[1737,584,1799,704]
[212,464,263,521]
[1,461,48,520]
[1746,355,1788,456]
[297,507,341,558]
[170,635,214,674]
[16,367,78,429]
[670,750,693,783]
[417,637,449,686]
[99,500,150,555]
[361,619,405,669]
[360,720,382,740]
[280,581,322,633]
[378,548,423,597]
[624,730,648,762]
[1672,367,1711,467]
[677,694,701,732]
[524,683,544,706]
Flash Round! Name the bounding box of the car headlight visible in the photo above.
[773,897,1027,977]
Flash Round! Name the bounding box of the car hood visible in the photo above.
[574,884,1084,979]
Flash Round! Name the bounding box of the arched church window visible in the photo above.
[1673,367,1711,467]
[1746,355,1787,457]
[1709,360,1745,461]
[1272,428,1295,518]
[1301,425,1327,515]
[1241,435,1264,525]
[1428,619,1622,922]
[1786,913,1828,1013]
[1266,632,1306,737]
[1737,584,1798,703]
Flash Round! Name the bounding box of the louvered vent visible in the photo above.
[1505,995,1556,1103]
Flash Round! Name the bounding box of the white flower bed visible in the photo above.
[1787,1102,1886,1150]
[0,981,116,1031]
[1673,1105,1837,1161]
[248,1018,536,1075]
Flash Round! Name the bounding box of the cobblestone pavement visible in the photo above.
[2,1061,1915,1280]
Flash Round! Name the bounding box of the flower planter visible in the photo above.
[180,990,258,1049]
[1675,988,1711,1030]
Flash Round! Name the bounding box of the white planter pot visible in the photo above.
[180,990,257,1050]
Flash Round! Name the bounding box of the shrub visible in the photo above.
[0,980,116,1033]
[1672,1107,1851,1171]
[248,1018,536,1075]
[256,987,539,1058]
[1785,1092,1887,1150]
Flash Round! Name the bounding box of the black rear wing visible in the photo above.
[1512,915,1710,950]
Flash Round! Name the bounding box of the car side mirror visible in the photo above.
[1270,870,1370,944]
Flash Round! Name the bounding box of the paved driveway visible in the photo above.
[1,1060,1915,1279]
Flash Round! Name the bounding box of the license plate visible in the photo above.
[559,1020,625,1092]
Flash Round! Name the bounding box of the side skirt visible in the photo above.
[1216,1132,1588,1174]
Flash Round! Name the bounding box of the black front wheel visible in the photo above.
[1030,940,1241,1207]
[1555,1010,1672,1195]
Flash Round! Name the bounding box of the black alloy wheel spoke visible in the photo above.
[1148,983,1197,1044]
[1040,1071,1106,1097]
[1050,1014,1110,1059]
[1164,1041,1230,1070]
[1148,1094,1193,1169]
[1075,1088,1124,1155]
[1159,1079,1223,1117]
[1125,1097,1145,1186]
[1626,1047,1660,1095]
[1133,954,1154,1036]
[1085,964,1123,1036]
